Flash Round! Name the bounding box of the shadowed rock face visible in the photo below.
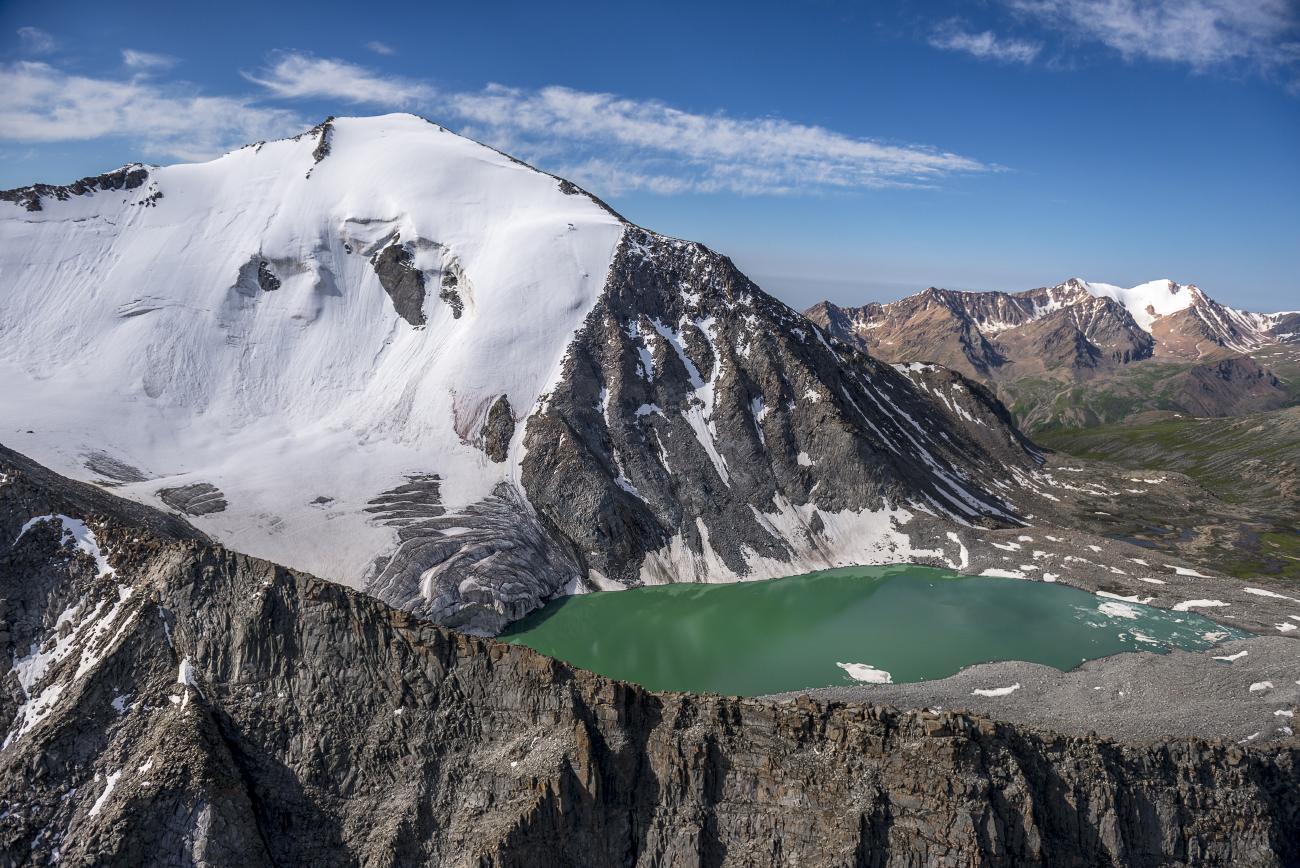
[521,230,1033,587]
[2,444,1297,867]
[481,395,515,463]
[371,241,427,326]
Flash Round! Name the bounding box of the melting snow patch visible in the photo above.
[1137,577,1166,585]
[1213,650,1248,662]
[1275,709,1295,718]
[88,770,121,817]
[972,683,1020,698]
[796,452,815,467]
[1249,681,1274,693]
[1245,587,1300,603]
[837,662,892,684]
[1277,623,1298,633]
[1097,590,1152,604]
[177,658,197,686]
[110,693,131,713]
[1167,565,1211,578]
[1172,600,1227,612]
[946,532,969,570]
[980,568,1025,579]
[1098,601,1140,620]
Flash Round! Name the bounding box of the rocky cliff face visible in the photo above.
[2,445,1297,867]
[516,231,1031,589]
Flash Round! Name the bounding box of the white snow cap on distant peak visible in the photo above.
[1067,278,1198,332]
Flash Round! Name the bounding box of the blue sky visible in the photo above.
[2,0,1297,312]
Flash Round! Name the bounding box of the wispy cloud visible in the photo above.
[1007,0,1298,71]
[122,49,177,71]
[15,27,55,55]
[243,52,432,105]
[365,41,395,56]
[1,51,993,196]
[246,53,993,195]
[0,61,304,162]
[929,23,1042,63]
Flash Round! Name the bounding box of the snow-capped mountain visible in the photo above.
[808,279,1297,429]
[809,279,1295,377]
[1,114,1037,633]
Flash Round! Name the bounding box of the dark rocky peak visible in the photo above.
[1063,296,1155,363]
[516,229,1029,590]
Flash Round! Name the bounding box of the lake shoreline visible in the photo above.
[767,635,1299,744]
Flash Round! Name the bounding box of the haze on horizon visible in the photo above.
[1,0,1296,313]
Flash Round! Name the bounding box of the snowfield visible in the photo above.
[0,114,624,584]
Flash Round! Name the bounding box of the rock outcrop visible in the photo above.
[2,444,1298,867]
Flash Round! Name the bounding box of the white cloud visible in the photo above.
[122,49,177,70]
[929,26,1042,64]
[0,61,305,162]
[16,27,55,54]
[243,53,432,106]
[1007,0,1298,70]
[2,50,992,196]
[366,41,395,56]
[247,53,992,195]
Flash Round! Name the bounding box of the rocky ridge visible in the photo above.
[2,445,1298,867]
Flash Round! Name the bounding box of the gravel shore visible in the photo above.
[767,635,1300,743]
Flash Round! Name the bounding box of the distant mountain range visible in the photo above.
[808,279,1300,431]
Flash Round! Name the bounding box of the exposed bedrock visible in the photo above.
[0,164,149,212]
[371,241,428,326]
[1,445,1297,867]
[522,229,1035,587]
[481,395,515,463]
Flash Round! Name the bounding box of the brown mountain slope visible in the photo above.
[807,279,1296,432]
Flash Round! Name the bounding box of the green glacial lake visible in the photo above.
[501,565,1250,696]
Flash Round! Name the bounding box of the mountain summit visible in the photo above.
[1,114,1041,632]
[808,278,1297,430]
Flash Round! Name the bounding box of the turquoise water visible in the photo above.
[500,565,1250,696]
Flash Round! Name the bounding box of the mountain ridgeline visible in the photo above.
[0,114,1043,635]
[3,446,1298,866]
[807,279,1298,431]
